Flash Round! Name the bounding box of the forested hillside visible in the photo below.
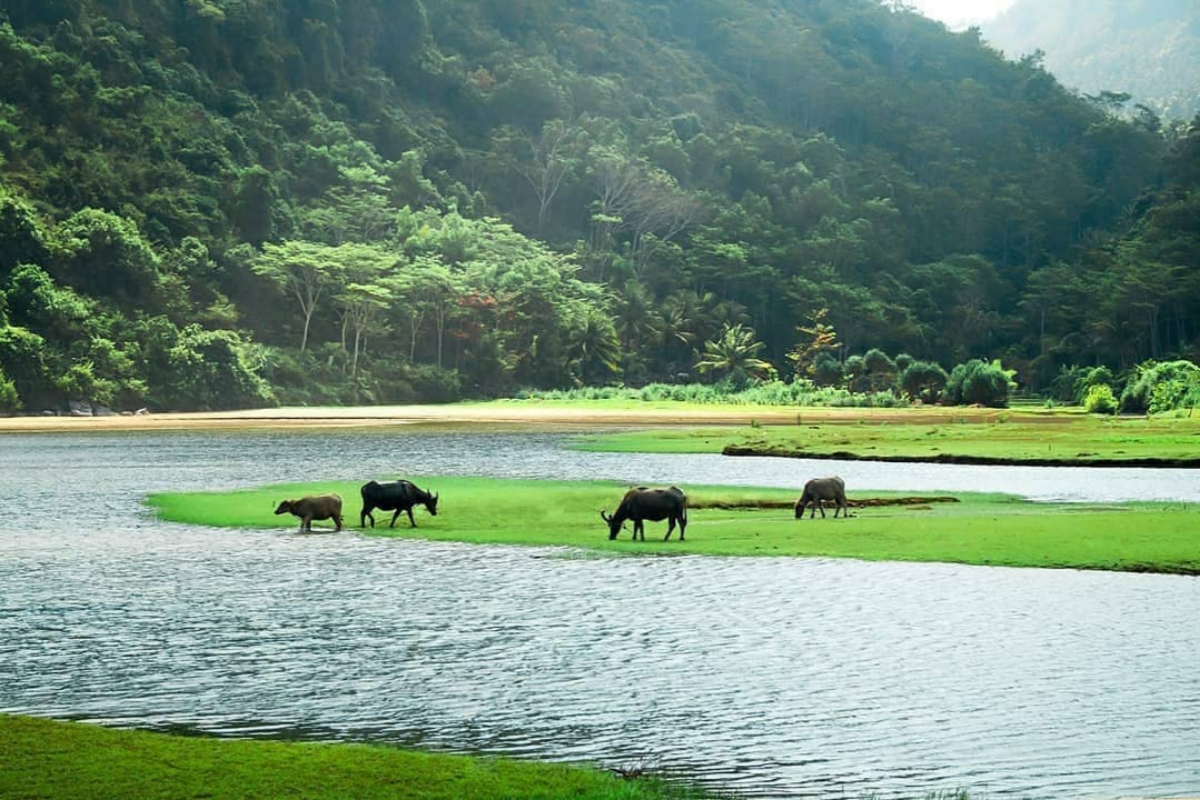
[0,0,1196,412]
[984,0,1200,119]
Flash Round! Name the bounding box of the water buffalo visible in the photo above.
[275,494,343,532]
[601,486,688,541]
[794,476,847,519]
[360,479,439,528]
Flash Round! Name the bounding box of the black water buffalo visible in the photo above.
[360,479,439,528]
[601,486,688,541]
[794,476,848,519]
[275,494,343,532]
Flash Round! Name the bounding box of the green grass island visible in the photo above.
[149,475,1200,575]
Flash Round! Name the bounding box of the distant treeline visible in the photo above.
[0,0,1197,412]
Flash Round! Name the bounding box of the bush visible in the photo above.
[899,360,949,404]
[1049,364,1089,403]
[1120,360,1200,413]
[148,324,275,411]
[519,380,909,409]
[811,352,843,386]
[944,359,1017,408]
[0,367,19,412]
[405,364,461,403]
[1083,384,1118,414]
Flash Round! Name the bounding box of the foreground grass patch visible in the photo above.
[0,715,721,800]
[147,477,1200,574]
[573,413,1200,466]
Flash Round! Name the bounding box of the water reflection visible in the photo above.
[1,430,1198,799]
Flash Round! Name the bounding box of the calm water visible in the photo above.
[1,430,1198,799]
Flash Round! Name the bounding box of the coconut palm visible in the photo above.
[694,323,774,384]
[568,306,621,385]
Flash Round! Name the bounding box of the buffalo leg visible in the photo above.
[816,500,826,519]
[389,509,402,528]
[334,514,343,532]
[407,507,418,528]
[361,505,375,528]
[664,518,675,541]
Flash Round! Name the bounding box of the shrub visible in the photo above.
[1083,384,1118,414]
[811,351,843,386]
[944,359,1017,408]
[899,361,949,404]
[1050,364,1089,403]
[405,364,461,403]
[1121,360,1200,413]
[0,366,18,412]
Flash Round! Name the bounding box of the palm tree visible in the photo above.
[568,307,621,385]
[613,280,662,351]
[694,323,774,385]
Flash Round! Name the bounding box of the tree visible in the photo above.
[329,243,396,375]
[48,208,159,307]
[786,308,839,379]
[944,359,1017,408]
[567,306,621,385]
[694,323,774,385]
[252,240,344,352]
[899,360,949,404]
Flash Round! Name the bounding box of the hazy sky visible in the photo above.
[907,0,1017,28]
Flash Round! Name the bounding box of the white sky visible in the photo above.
[906,0,1017,28]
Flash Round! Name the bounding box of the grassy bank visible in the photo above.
[0,715,721,800]
[572,413,1200,466]
[148,477,1200,574]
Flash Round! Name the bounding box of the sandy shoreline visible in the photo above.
[0,403,1013,433]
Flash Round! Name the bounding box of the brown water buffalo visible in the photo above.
[794,477,847,519]
[360,479,438,528]
[275,494,344,532]
[601,486,688,541]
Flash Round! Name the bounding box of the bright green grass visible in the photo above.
[147,477,1200,574]
[573,415,1200,464]
[0,715,722,800]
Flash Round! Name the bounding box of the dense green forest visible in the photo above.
[984,0,1200,120]
[0,0,1197,412]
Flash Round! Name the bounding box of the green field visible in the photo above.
[572,413,1200,465]
[0,715,721,800]
[148,476,1200,574]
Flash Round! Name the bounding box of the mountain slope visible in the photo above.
[0,0,1188,411]
[983,0,1200,118]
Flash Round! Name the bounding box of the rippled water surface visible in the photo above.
[2,430,1198,799]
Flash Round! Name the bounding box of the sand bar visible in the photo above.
[0,403,1020,433]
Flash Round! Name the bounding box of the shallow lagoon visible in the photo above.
[1,429,1198,799]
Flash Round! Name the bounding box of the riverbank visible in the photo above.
[7,401,1197,468]
[0,400,1049,432]
[573,413,1200,467]
[0,715,722,800]
[148,477,1200,574]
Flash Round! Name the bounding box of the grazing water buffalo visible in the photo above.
[601,486,688,541]
[275,494,344,532]
[360,479,439,528]
[794,476,848,519]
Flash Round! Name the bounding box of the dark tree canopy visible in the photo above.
[0,0,1195,411]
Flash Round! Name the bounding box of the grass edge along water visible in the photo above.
[147,476,1200,575]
